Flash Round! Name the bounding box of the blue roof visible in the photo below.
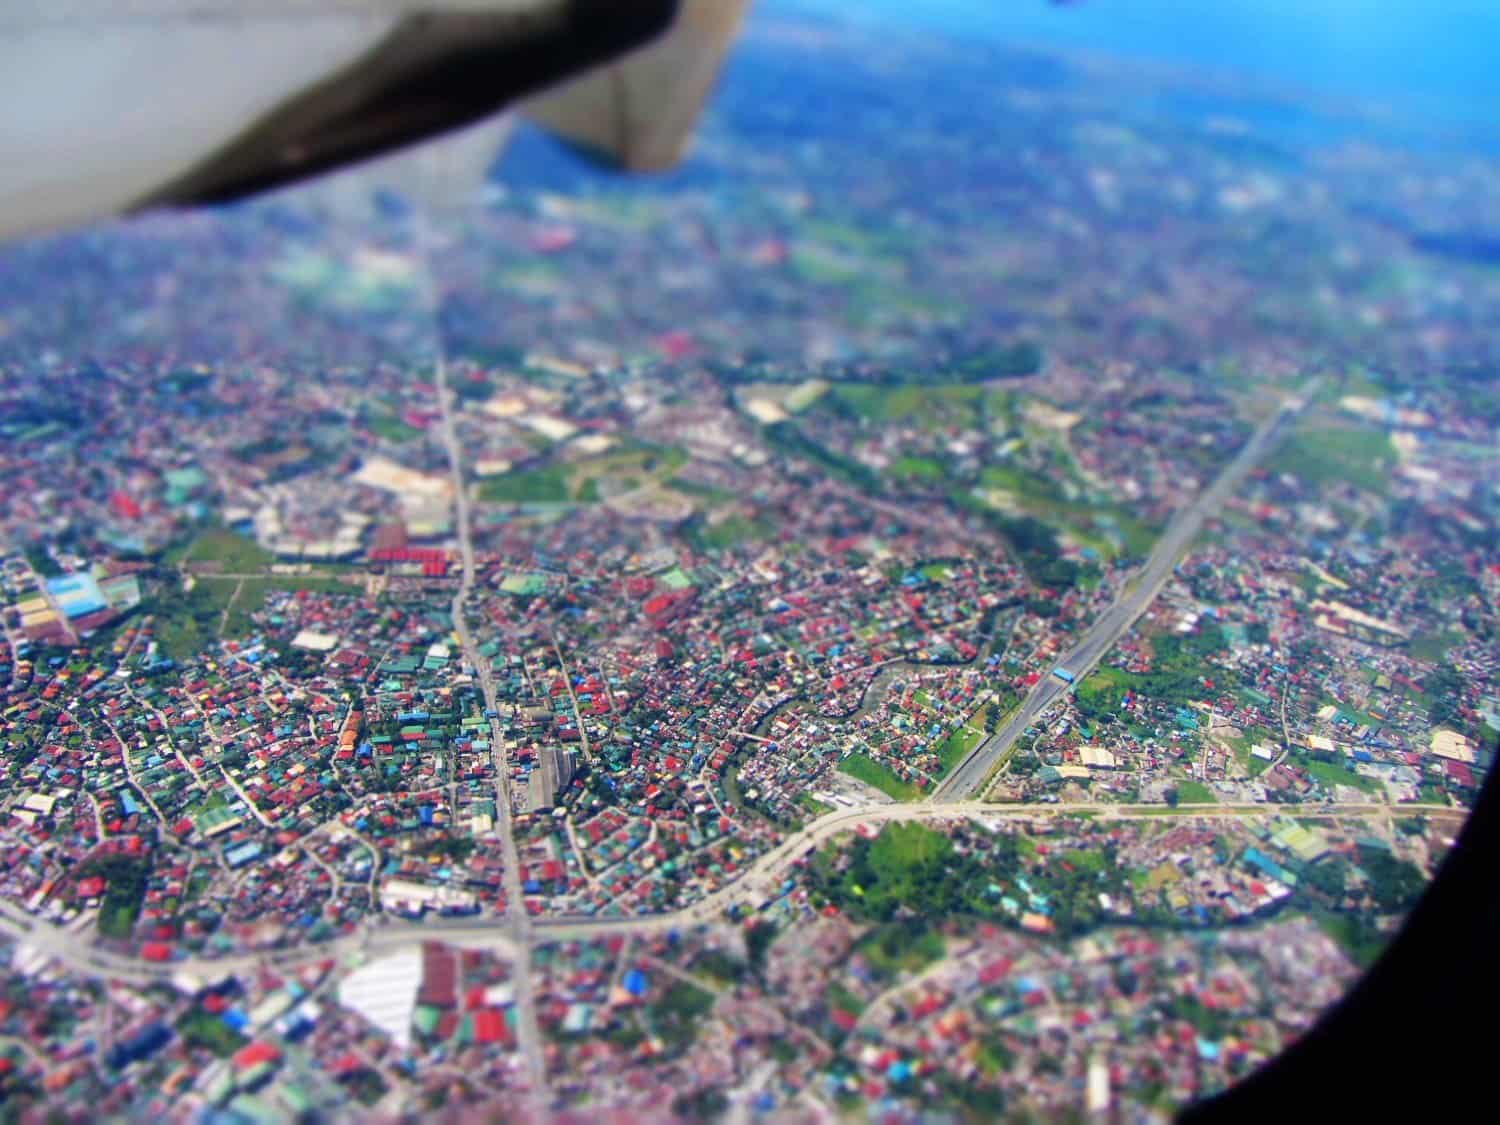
[46,572,107,618]
[623,969,649,996]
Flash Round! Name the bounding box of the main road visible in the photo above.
[933,379,1321,801]
[0,798,1462,988]
[433,329,551,1110]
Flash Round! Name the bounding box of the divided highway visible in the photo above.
[933,380,1321,801]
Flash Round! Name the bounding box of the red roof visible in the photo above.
[109,491,142,520]
[233,1041,280,1069]
[75,876,106,899]
[473,1008,510,1045]
[978,958,1013,986]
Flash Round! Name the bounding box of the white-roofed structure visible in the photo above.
[1079,746,1117,769]
[338,948,423,1051]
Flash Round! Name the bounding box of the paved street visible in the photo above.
[432,315,551,1113]
[933,379,1322,801]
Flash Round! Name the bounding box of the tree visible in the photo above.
[1359,850,1426,913]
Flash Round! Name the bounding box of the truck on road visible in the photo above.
[1052,666,1076,684]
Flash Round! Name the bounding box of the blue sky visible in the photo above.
[787,0,1500,124]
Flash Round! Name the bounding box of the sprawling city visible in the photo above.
[1,3,1497,1122]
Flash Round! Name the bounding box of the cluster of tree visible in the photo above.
[949,495,1081,591]
[1424,663,1468,733]
[808,824,1127,939]
[78,853,151,939]
[762,420,882,493]
[1357,848,1427,913]
[646,980,716,1058]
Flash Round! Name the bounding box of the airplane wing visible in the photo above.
[523,0,752,172]
[0,0,748,241]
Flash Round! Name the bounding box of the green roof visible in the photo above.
[413,1005,442,1036]
[164,466,207,491]
[660,566,694,590]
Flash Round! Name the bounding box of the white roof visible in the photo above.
[1079,746,1116,769]
[290,629,338,652]
[338,948,422,1050]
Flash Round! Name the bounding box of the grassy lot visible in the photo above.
[569,442,689,499]
[153,579,240,660]
[887,455,946,481]
[477,464,572,503]
[696,513,773,550]
[977,464,1158,561]
[668,478,738,505]
[1176,780,1218,804]
[872,821,950,867]
[221,576,351,637]
[1407,629,1466,664]
[829,383,987,427]
[935,705,991,773]
[166,530,273,573]
[854,921,946,978]
[1301,757,1381,794]
[799,793,833,817]
[839,753,922,801]
[365,412,423,444]
[1267,421,1396,493]
[1075,666,1145,717]
[646,980,716,1055]
[1061,848,1108,875]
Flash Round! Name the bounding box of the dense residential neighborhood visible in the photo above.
[0,1,1497,1120]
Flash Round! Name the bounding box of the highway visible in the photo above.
[932,380,1321,801]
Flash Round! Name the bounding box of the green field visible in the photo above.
[482,443,691,505]
[1061,848,1109,874]
[1075,666,1145,719]
[1176,780,1218,804]
[696,513,773,549]
[1301,757,1381,794]
[1407,629,1466,664]
[222,577,351,638]
[668,478,738,505]
[854,921,946,978]
[872,821,950,867]
[478,464,572,503]
[646,980,716,1055]
[155,573,354,654]
[888,455,946,481]
[166,530,273,573]
[366,413,423,444]
[839,753,922,800]
[935,706,991,773]
[978,464,1158,560]
[1268,422,1396,493]
[829,383,990,427]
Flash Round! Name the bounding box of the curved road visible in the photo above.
[3,794,1461,989]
